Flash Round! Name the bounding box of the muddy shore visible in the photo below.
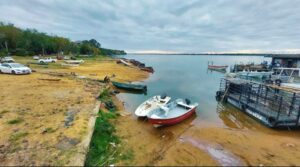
[115,102,300,166]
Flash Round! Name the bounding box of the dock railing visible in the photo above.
[218,78,300,128]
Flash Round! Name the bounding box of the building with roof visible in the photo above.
[270,54,300,68]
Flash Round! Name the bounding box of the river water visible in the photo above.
[116,54,271,128]
[113,55,300,165]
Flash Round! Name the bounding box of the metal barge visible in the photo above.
[216,78,300,128]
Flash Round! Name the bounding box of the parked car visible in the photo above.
[0,63,32,74]
[33,55,40,60]
[63,56,70,60]
[56,55,64,60]
[38,57,57,63]
[0,56,15,63]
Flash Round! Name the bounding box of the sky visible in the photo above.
[0,0,300,53]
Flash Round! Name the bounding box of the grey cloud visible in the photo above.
[0,0,299,52]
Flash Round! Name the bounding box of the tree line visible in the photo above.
[0,22,126,57]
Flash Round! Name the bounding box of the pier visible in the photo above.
[216,78,300,128]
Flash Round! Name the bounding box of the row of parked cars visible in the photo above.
[0,57,32,75]
[0,55,84,75]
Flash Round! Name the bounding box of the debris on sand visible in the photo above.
[56,136,80,151]
[38,78,61,81]
[105,101,117,111]
[64,109,79,128]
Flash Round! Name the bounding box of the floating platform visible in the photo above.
[216,78,300,128]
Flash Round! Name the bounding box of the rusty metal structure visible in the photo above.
[216,78,300,128]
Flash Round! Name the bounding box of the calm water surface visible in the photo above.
[116,54,271,128]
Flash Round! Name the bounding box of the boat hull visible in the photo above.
[140,67,154,73]
[208,65,228,70]
[148,107,196,127]
[112,81,147,92]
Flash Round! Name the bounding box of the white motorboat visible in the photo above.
[64,60,85,64]
[237,70,273,79]
[135,95,171,117]
[147,98,198,127]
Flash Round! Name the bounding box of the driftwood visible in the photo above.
[38,78,61,81]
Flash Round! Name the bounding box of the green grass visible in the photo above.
[9,131,28,142]
[98,88,111,101]
[7,117,24,124]
[85,110,120,166]
[98,88,118,112]
[120,149,134,162]
[75,55,107,61]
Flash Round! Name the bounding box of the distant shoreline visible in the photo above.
[127,53,300,57]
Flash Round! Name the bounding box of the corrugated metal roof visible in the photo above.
[270,54,300,59]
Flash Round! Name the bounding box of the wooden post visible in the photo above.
[276,96,283,122]
[296,104,300,126]
[288,93,296,116]
[255,84,261,107]
[264,86,268,104]
[238,85,243,103]
[247,84,251,104]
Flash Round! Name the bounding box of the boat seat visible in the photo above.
[177,101,192,109]
[160,106,170,116]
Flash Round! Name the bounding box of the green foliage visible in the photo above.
[0,22,126,56]
[120,149,134,162]
[100,48,126,56]
[98,88,118,112]
[85,110,120,166]
[7,117,24,124]
[98,88,111,101]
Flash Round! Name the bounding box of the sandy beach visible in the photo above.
[0,56,148,166]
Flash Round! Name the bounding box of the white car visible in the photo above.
[33,55,40,60]
[0,63,32,75]
[63,56,70,60]
[0,57,15,63]
[38,58,57,63]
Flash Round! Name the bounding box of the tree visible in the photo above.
[89,39,101,48]
[0,22,126,56]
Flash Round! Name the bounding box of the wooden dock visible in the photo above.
[216,78,300,128]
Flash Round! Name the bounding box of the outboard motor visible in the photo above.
[185,98,191,105]
[161,93,167,99]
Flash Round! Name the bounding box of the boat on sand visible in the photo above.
[112,81,147,92]
[140,67,154,73]
[147,98,198,127]
[135,95,171,117]
[64,60,84,64]
[116,59,131,66]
